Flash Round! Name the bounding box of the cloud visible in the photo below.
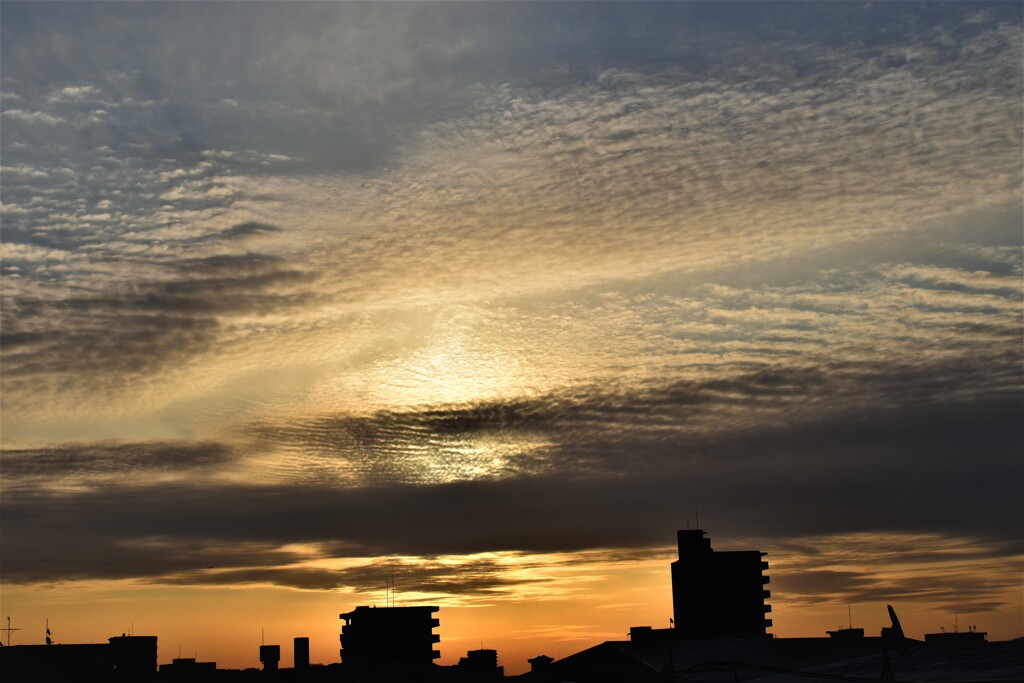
[1,164,49,178]
[162,556,545,596]
[770,533,1023,613]
[193,221,281,243]
[0,232,318,418]
[1,440,236,491]
[1,109,64,124]
[46,85,101,103]
[2,382,1020,587]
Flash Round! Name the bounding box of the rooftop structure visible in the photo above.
[924,629,989,646]
[826,627,865,639]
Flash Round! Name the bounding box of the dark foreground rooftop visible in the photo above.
[511,635,1024,683]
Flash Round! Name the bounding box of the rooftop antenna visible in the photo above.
[46,618,52,645]
[954,612,959,633]
[4,617,21,647]
[848,605,852,630]
[695,509,700,529]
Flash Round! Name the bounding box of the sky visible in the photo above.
[1,0,1022,674]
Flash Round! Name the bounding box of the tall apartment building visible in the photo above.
[671,529,772,638]
[339,606,440,680]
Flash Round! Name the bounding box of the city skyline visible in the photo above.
[0,527,1014,675]
[1,1,1022,675]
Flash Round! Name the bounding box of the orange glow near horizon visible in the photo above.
[3,535,1021,675]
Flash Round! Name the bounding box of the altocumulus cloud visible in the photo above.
[0,1,1021,620]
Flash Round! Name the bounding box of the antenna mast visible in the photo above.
[385,574,397,607]
[3,617,21,647]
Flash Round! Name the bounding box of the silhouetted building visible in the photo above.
[0,634,157,681]
[629,625,652,641]
[924,628,988,646]
[339,606,440,680]
[294,636,310,669]
[159,656,217,680]
[259,644,280,671]
[456,648,503,680]
[628,626,674,643]
[671,529,771,638]
[527,654,554,674]
[109,635,159,678]
[826,627,865,639]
